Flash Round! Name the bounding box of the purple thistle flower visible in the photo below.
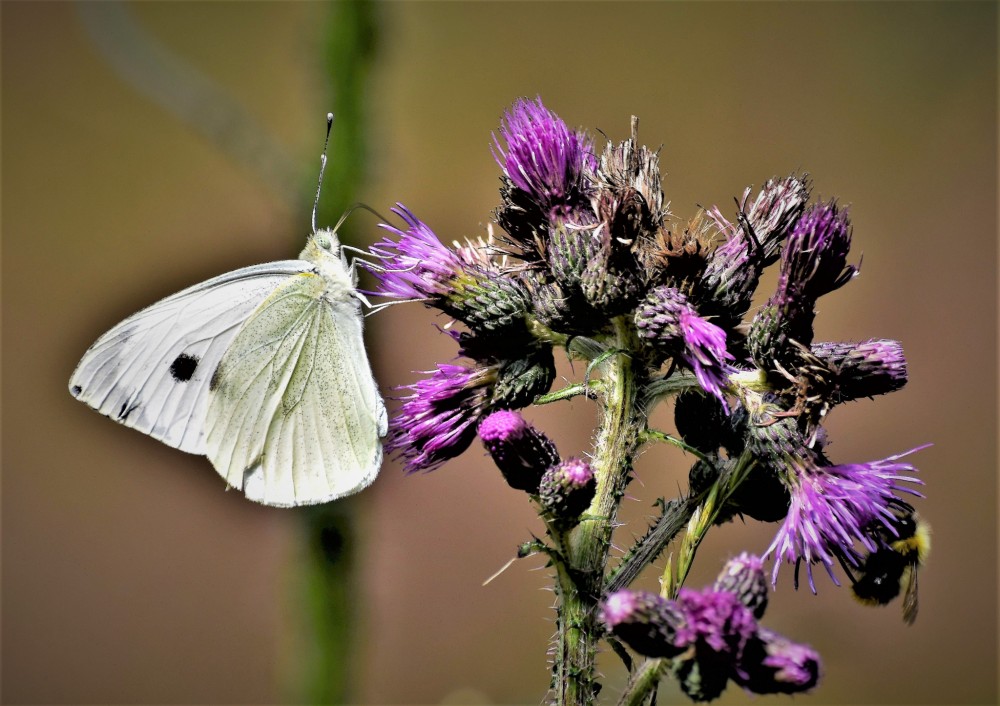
[675,588,758,658]
[670,588,760,702]
[389,362,496,474]
[777,200,857,303]
[601,589,688,659]
[635,286,735,406]
[748,202,858,372]
[734,628,821,695]
[493,97,596,216]
[478,410,560,492]
[766,445,928,589]
[370,205,530,333]
[679,308,735,405]
[369,204,465,301]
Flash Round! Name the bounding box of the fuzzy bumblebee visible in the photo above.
[850,503,930,625]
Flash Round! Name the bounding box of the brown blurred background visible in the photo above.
[2,2,997,704]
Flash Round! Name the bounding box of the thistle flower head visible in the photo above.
[601,589,688,659]
[777,200,857,303]
[701,174,812,320]
[811,338,908,403]
[389,362,495,474]
[638,212,714,290]
[539,457,597,524]
[580,220,645,316]
[593,123,666,233]
[370,205,530,334]
[635,286,735,405]
[524,275,597,334]
[493,97,596,218]
[766,445,927,589]
[713,553,770,619]
[478,410,560,492]
[369,204,465,301]
[675,587,758,657]
[734,628,821,695]
[491,344,556,408]
[747,201,860,374]
[670,588,760,702]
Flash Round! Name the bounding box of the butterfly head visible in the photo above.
[302,228,354,286]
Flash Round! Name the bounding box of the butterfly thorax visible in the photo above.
[301,229,356,299]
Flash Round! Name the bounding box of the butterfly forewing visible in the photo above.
[205,272,386,506]
[69,261,311,453]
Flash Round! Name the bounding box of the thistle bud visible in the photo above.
[713,553,769,619]
[811,339,908,402]
[539,458,596,524]
[491,344,556,409]
[478,410,560,492]
[579,215,644,316]
[527,276,597,335]
[445,269,531,335]
[745,404,804,460]
[548,220,597,288]
[700,174,811,322]
[727,464,791,523]
[601,590,688,659]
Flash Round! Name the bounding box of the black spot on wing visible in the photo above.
[170,353,199,382]
[70,385,83,397]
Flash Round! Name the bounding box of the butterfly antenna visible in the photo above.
[330,202,394,235]
[311,112,335,234]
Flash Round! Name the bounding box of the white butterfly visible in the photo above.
[70,118,387,506]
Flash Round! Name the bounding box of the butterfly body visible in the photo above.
[70,228,387,507]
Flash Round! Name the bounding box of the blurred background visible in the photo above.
[2,2,996,704]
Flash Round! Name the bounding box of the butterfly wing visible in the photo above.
[69,261,311,453]
[205,272,386,506]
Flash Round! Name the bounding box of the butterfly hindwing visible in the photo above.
[205,272,386,506]
[69,261,311,453]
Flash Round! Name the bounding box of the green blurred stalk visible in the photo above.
[298,2,379,703]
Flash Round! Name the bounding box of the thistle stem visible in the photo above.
[615,658,666,706]
[551,318,644,706]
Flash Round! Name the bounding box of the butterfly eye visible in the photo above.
[316,235,332,250]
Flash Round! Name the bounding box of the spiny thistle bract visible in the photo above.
[367,97,930,705]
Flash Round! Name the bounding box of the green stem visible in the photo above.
[535,382,597,405]
[551,318,644,706]
[604,495,700,594]
[641,428,711,462]
[615,659,666,706]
